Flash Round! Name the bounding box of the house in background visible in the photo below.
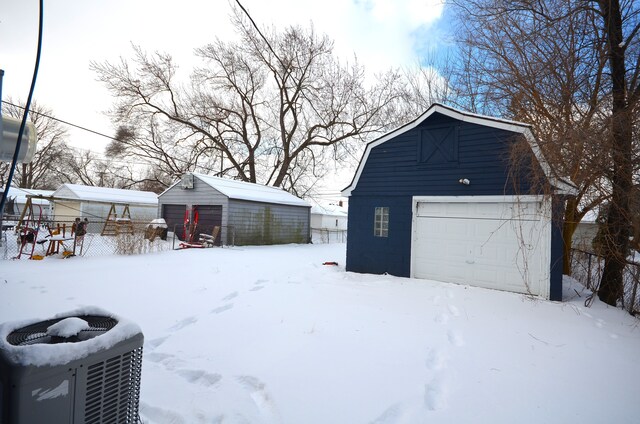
[158,173,311,246]
[51,184,158,233]
[342,103,576,301]
[310,202,348,243]
[1,187,54,218]
[572,209,599,251]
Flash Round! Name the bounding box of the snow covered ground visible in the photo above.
[1,243,639,423]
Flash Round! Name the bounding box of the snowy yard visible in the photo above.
[1,243,639,424]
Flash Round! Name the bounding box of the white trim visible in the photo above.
[341,103,577,196]
[411,195,545,204]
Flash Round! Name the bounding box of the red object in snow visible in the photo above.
[323,261,339,266]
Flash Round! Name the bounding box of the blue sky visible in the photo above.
[1,0,449,155]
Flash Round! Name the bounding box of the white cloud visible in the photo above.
[235,0,445,71]
[0,0,445,155]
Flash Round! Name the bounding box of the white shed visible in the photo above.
[310,203,348,230]
[310,202,348,243]
[2,187,54,218]
[51,184,158,233]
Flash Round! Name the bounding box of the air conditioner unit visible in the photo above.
[0,308,143,424]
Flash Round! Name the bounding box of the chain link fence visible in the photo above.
[311,228,347,244]
[0,219,241,260]
[1,219,174,260]
[570,248,640,314]
[169,224,235,249]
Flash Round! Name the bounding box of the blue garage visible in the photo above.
[341,104,575,300]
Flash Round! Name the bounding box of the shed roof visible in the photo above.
[341,103,577,197]
[189,174,310,207]
[4,187,54,206]
[52,184,158,205]
[310,203,348,217]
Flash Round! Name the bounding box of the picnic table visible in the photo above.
[46,234,74,256]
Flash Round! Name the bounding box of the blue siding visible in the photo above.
[346,196,413,277]
[347,111,558,294]
[549,196,567,301]
[354,119,540,197]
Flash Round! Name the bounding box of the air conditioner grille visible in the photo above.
[84,346,143,424]
[6,315,118,346]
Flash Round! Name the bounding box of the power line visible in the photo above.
[1,100,119,142]
[1,100,225,174]
[1,101,353,193]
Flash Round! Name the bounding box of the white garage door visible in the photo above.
[411,196,551,298]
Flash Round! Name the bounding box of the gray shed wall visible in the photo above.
[228,199,310,245]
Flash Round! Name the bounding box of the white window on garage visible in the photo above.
[374,207,389,237]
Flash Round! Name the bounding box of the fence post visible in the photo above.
[587,253,592,290]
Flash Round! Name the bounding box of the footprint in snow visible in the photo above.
[434,312,449,324]
[447,330,465,347]
[222,291,238,301]
[145,353,185,371]
[146,336,169,350]
[236,375,280,419]
[140,402,186,424]
[176,369,222,387]
[210,303,234,314]
[424,375,448,411]
[370,403,403,424]
[145,352,173,363]
[250,285,265,292]
[447,305,460,317]
[595,319,605,328]
[425,348,447,371]
[168,316,198,331]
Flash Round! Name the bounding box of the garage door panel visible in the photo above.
[195,205,222,246]
[417,200,544,221]
[412,200,551,297]
[162,204,186,240]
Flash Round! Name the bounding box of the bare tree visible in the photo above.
[595,0,639,305]
[1,99,71,189]
[91,7,402,195]
[449,0,640,300]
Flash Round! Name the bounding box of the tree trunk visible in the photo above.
[597,0,633,306]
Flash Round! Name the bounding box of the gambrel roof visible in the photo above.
[342,103,576,196]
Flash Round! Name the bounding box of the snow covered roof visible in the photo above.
[3,187,54,205]
[186,174,310,207]
[310,203,348,217]
[342,103,578,197]
[581,209,598,223]
[52,184,158,205]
